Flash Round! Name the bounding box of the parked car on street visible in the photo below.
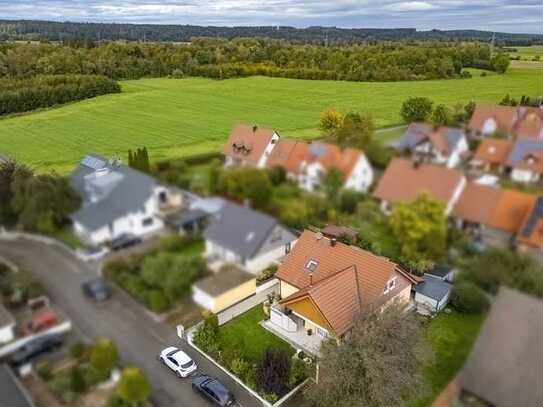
[158,347,197,378]
[76,245,110,262]
[10,334,63,368]
[192,374,235,406]
[110,234,142,251]
[22,310,59,335]
[82,278,111,302]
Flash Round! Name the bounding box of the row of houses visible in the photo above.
[374,157,543,258]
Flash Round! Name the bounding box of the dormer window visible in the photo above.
[246,232,255,242]
[306,260,319,272]
[384,277,397,294]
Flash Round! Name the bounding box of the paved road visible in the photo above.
[0,236,261,407]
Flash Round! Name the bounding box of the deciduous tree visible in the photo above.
[117,367,151,407]
[401,97,434,123]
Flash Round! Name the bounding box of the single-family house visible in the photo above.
[468,105,543,139]
[0,304,15,344]
[413,274,452,315]
[223,125,280,168]
[266,139,374,192]
[425,264,456,283]
[516,196,543,261]
[396,123,468,168]
[373,158,466,215]
[0,364,36,407]
[264,230,418,354]
[69,155,167,245]
[470,138,513,174]
[453,184,536,248]
[203,199,297,274]
[456,287,543,407]
[192,265,256,313]
[506,139,543,183]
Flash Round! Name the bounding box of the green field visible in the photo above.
[1,68,543,173]
[509,45,543,60]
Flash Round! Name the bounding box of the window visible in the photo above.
[306,260,319,272]
[142,217,154,227]
[384,277,397,294]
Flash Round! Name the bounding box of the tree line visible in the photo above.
[0,74,121,116]
[0,39,505,83]
[1,20,542,46]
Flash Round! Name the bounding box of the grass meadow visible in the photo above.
[1,68,542,173]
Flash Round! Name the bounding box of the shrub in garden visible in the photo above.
[90,338,119,380]
[451,282,489,314]
[146,289,170,313]
[117,367,151,406]
[70,366,87,394]
[194,312,220,356]
[70,342,88,360]
[36,360,53,381]
[256,348,291,396]
[289,358,309,387]
[230,358,251,380]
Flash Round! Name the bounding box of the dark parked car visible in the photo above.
[82,278,111,302]
[192,375,235,406]
[110,234,142,251]
[10,334,63,368]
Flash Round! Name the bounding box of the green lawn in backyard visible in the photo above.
[410,311,486,407]
[218,306,294,365]
[1,68,542,173]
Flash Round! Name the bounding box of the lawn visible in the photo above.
[410,311,486,407]
[217,306,294,365]
[1,68,542,173]
[509,45,543,60]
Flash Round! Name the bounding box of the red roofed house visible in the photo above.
[266,139,374,192]
[468,105,543,139]
[263,230,418,354]
[373,158,466,215]
[223,125,280,168]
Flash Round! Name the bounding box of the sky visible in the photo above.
[1,1,542,34]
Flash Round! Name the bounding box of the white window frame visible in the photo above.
[384,277,397,294]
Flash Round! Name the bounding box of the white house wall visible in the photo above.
[511,168,540,183]
[344,155,374,192]
[192,286,215,311]
[245,243,290,274]
[257,132,280,168]
[0,324,14,344]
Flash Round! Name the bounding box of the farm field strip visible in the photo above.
[1,69,542,173]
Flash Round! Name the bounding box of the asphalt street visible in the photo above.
[0,236,262,407]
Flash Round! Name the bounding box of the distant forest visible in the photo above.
[0,39,502,82]
[1,19,542,46]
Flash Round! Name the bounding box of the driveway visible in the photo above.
[0,236,262,407]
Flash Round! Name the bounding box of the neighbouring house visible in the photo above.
[516,196,543,261]
[396,123,468,168]
[468,105,543,139]
[264,230,418,355]
[413,274,452,315]
[0,304,15,344]
[506,139,543,183]
[266,139,374,192]
[470,138,513,174]
[70,155,169,245]
[192,265,256,313]
[203,199,297,274]
[455,287,543,407]
[0,364,35,407]
[453,184,536,248]
[223,125,280,168]
[373,158,466,215]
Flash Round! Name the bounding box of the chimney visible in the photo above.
[309,273,313,287]
[331,238,337,247]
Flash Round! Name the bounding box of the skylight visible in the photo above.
[305,259,319,272]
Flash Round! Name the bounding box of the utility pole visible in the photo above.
[490,32,496,59]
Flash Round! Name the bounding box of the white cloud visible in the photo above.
[384,1,438,12]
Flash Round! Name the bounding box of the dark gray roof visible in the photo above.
[414,275,452,301]
[194,265,255,297]
[508,139,543,164]
[461,287,543,407]
[203,199,295,259]
[0,365,35,407]
[69,155,156,231]
[397,123,464,154]
[426,264,453,279]
[0,303,14,328]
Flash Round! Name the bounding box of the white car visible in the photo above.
[76,246,110,262]
[158,347,197,377]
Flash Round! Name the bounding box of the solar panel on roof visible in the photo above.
[82,156,106,170]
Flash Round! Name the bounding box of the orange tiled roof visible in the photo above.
[468,105,519,133]
[373,158,465,205]
[487,190,537,233]
[515,108,543,140]
[276,230,417,335]
[223,125,276,165]
[472,139,513,166]
[453,183,502,225]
